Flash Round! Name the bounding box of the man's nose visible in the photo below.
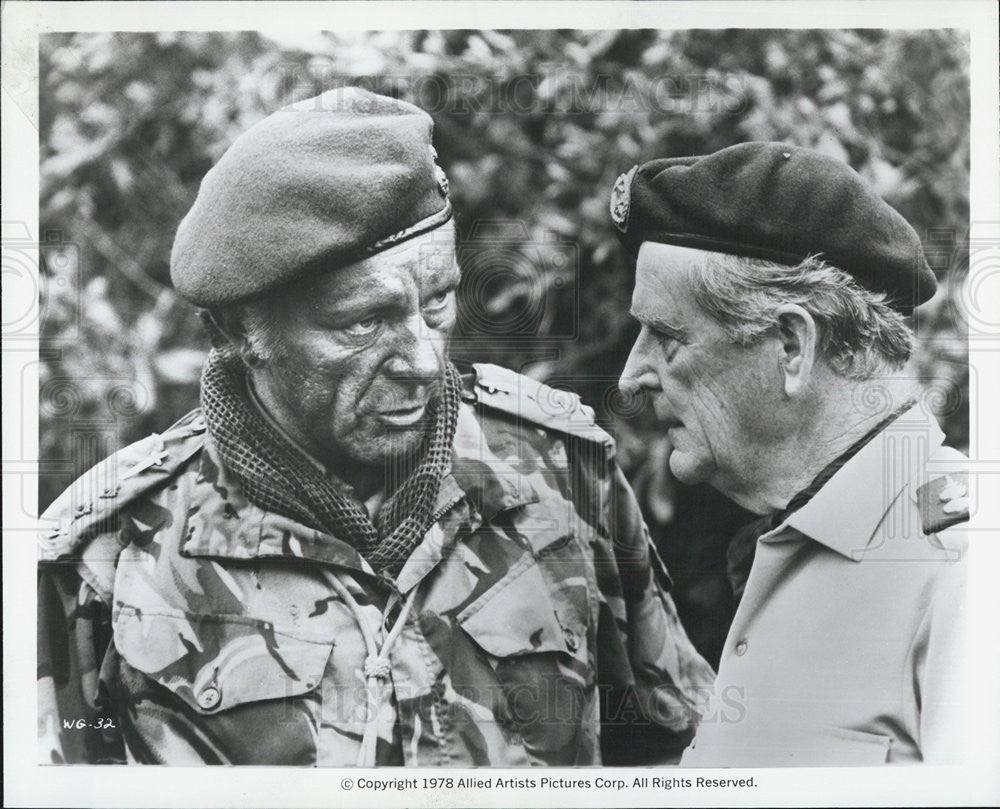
[386,315,444,383]
[619,333,660,396]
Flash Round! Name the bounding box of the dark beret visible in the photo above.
[171,88,451,307]
[610,142,936,312]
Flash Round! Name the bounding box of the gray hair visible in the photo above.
[690,253,915,379]
[207,299,283,365]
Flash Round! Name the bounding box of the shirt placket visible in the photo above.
[390,486,469,765]
[716,527,804,704]
[333,481,467,767]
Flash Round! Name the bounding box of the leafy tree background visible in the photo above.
[39,29,970,667]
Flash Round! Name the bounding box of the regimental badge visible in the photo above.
[610,165,638,233]
[939,475,969,514]
[916,473,970,535]
[430,145,449,197]
[435,164,449,197]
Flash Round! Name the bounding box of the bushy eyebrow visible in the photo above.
[422,263,461,289]
[299,277,410,322]
[629,306,687,340]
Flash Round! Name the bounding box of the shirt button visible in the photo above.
[735,640,748,656]
[197,686,221,710]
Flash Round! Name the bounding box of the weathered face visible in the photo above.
[619,243,783,495]
[253,222,460,468]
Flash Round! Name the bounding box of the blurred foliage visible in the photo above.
[39,30,969,666]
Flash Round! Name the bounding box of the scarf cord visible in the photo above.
[200,347,462,577]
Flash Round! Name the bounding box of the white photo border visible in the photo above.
[4,2,999,807]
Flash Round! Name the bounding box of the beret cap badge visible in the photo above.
[608,142,937,313]
[610,165,637,233]
[430,146,450,197]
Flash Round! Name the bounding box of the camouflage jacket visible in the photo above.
[38,363,714,766]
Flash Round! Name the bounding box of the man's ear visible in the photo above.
[774,303,818,398]
[198,309,240,349]
[201,308,266,367]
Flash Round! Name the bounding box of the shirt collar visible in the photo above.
[776,403,946,560]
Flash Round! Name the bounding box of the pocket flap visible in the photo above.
[811,726,893,766]
[114,606,332,713]
[457,555,585,658]
[684,723,894,767]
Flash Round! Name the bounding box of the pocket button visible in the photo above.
[562,625,579,652]
[197,685,222,710]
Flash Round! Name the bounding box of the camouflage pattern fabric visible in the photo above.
[38,364,714,766]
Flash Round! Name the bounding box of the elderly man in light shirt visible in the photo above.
[610,142,969,766]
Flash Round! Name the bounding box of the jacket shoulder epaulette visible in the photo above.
[466,363,613,447]
[39,409,208,561]
[915,445,970,537]
[916,473,970,536]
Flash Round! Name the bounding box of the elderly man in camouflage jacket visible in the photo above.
[37,89,713,767]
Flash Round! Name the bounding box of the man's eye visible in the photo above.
[423,290,452,311]
[651,329,680,358]
[343,317,382,336]
[662,337,682,361]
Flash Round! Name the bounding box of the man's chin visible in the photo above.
[667,449,713,486]
[342,427,427,466]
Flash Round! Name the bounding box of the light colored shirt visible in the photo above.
[682,404,969,766]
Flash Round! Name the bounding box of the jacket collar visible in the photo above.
[448,404,541,521]
[388,403,545,594]
[773,403,946,560]
[183,402,538,579]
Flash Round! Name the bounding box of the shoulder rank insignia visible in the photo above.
[916,473,970,535]
[39,409,207,560]
[610,165,637,233]
[469,363,612,448]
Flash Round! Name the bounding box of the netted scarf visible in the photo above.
[200,347,462,576]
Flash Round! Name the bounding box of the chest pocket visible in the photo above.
[458,551,589,662]
[684,724,894,768]
[464,477,595,644]
[454,530,596,762]
[113,606,332,715]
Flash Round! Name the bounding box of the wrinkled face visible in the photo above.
[253,222,459,467]
[619,243,781,493]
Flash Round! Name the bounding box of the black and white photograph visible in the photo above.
[3,2,999,807]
